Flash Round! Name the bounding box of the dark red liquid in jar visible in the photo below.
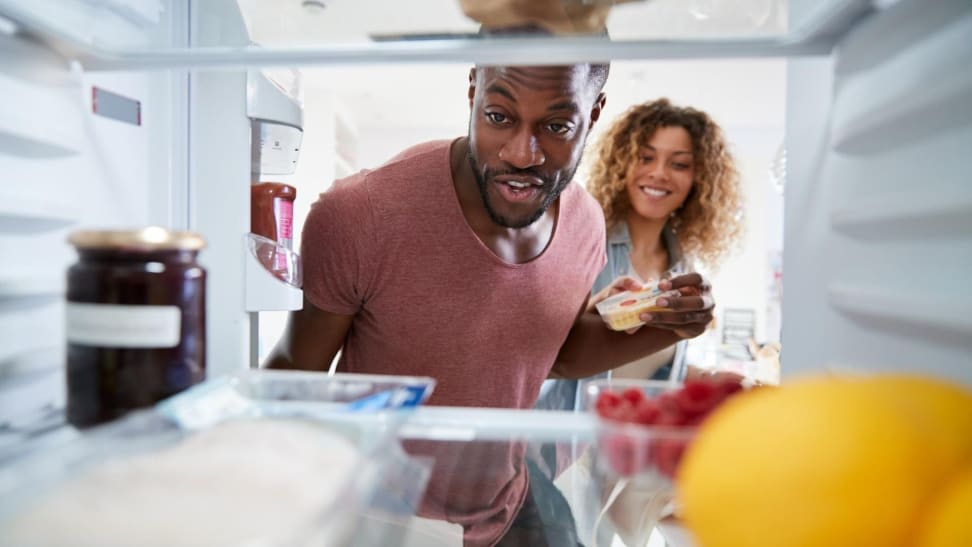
[66,229,206,428]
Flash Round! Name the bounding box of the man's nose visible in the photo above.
[499,128,544,168]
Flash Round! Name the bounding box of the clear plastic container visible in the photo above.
[582,378,698,547]
[594,283,676,331]
[581,378,680,411]
[161,369,434,421]
[390,404,692,547]
[0,370,437,547]
[246,232,302,288]
[228,369,436,408]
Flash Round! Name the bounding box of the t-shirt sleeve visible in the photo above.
[300,181,377,315]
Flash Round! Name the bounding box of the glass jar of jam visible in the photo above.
[66,227,206,428]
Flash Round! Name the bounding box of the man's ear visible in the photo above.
[590,92,607,125]
[468,68,477,107]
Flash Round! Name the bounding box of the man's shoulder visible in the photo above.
[316,139,454,229]
[329,139,453,197]
[382,139,454,168]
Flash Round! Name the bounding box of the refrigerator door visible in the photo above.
[783,0,972,386]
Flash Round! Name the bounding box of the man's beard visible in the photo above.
[466,150,577,229]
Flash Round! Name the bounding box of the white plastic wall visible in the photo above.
[0,32,186,423]
[782,0,972,386]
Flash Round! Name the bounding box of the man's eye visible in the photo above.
[485,112,508,124]
[547,123,573,135]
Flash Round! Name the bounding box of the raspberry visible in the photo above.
[604,433,638,476]
[621,387,646,407]
[595,391,622,417]
[653,439,687,479]
[676,380,722,417]
[633,397,661,425]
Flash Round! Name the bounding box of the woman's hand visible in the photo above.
[641,272,715,339]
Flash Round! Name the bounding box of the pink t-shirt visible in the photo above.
[301,139,605,545]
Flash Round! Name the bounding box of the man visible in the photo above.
[266,52,713,546]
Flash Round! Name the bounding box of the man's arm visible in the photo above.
[550,273,713,379]
[264,297,354,372]
[550,307,682,379]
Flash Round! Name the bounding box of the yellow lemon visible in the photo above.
[859,374,972,468]
[678,374,972,547]
[918,467,972,547]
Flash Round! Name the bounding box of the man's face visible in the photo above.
[466,65,605,229]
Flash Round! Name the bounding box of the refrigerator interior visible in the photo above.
[0,0,970,433]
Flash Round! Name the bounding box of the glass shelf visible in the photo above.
[0,0,875,70]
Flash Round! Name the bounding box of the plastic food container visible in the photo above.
[156,369,437,429]
[246,232,303,287]
[594,282,673,331]
[581,379,697,547]
[0,370,436,547]
[582,379,695,479]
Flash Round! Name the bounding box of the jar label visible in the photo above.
[67,303,181,348]
[274,197,294,247]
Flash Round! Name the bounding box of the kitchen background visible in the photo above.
[239,0,789,371]
[253,59,788,370]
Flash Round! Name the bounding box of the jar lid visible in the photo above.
[68,227,206,251]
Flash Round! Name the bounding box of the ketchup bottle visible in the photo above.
[250,182,297,281]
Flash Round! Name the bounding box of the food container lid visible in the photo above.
[68,226,206,252]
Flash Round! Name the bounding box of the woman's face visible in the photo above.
[625,125,695,222]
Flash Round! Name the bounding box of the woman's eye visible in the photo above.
[485,112,508,124]
[640,155,654,164]
[673,163,691,170]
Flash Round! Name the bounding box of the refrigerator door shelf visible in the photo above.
[244,233,302,312]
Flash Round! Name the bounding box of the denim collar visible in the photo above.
[607,221,686,271]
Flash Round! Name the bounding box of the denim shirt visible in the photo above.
[535,222,689,411]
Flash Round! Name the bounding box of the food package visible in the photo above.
[0,370,437,547]
[595,282,673,331]
[459,0,642,35]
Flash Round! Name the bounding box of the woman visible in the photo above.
[537,98,743,411]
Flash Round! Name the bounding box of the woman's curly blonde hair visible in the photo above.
[587,98,743,269]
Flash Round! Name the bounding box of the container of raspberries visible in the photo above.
[585,376,747,482]
[582,376,750,546]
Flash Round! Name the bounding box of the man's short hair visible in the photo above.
[477,25,611,94]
